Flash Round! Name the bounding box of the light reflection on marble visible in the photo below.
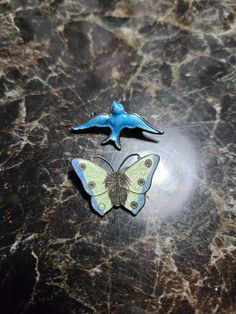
[106,128,198,218]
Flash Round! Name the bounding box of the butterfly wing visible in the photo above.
[91,192,113,216]
[72,158,114,216]
[72,158,109,195]
[120,154,159,214]
[121,191,146,215]
[121,154,160,193]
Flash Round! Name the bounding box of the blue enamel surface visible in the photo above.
[72,102,163,150]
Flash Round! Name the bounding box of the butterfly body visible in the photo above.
[72,154,160,216]
[104,172,130,207]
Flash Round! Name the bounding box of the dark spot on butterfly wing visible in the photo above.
[88,181,95,189]
[145,159,152,168]
[131,201,138,209]
[138,178,145,186]
[80,163,86,170]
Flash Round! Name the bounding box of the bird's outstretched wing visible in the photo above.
[124,113,164,134]
[72,114,110,131]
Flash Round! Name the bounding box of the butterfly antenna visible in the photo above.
[118,154,140,172]
[92,156,114,172]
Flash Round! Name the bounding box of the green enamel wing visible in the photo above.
[72,154,160,216]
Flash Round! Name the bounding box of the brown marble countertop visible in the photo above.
[0,1,235,313]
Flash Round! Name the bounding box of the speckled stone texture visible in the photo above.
[0,0,236,313]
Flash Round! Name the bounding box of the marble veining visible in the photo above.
[0,0,235,313]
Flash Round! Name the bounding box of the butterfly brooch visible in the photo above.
[72,154,160,216]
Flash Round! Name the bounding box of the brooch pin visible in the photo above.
[71,101,164,150]
[72,154,160,216]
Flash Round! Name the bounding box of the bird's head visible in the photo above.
[110,101,124,115]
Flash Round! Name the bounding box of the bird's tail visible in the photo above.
[101,132,121,150]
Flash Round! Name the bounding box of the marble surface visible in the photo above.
[0,0,236,313]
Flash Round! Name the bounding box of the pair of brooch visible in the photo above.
[71,101,163,216]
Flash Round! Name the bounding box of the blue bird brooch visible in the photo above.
[71,101,164,150]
